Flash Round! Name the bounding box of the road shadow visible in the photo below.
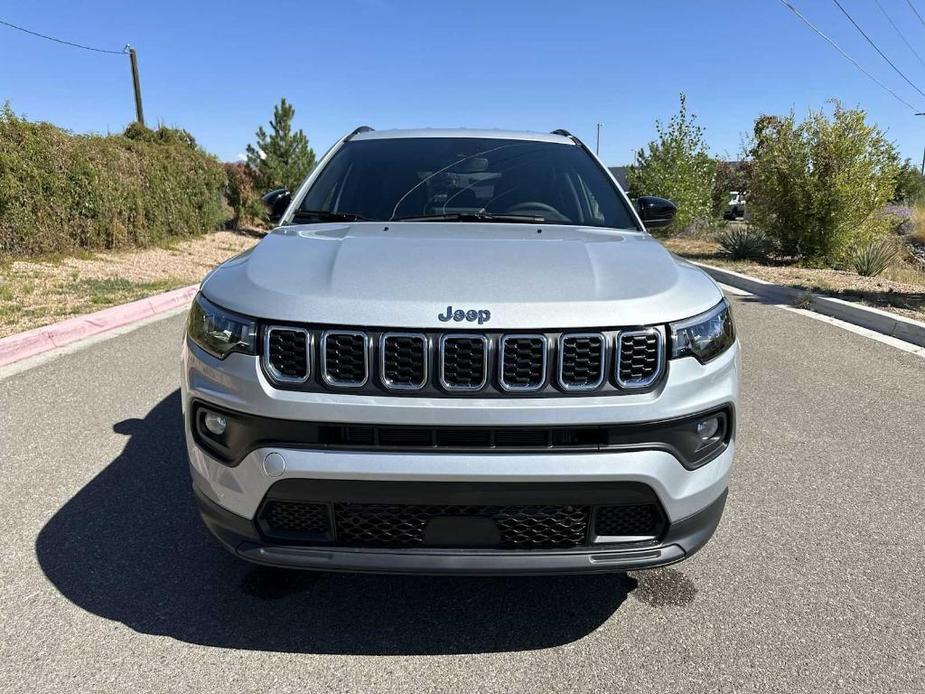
[36,390,635,655]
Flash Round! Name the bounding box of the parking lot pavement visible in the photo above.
[1,293,923,693]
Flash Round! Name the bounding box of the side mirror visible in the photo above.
[636,196,677,229]
[262,188,291,224]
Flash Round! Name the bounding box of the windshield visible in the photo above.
[296,137,639,229]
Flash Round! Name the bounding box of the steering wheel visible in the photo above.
[505,201,566,219]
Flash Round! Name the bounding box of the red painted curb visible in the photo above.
[0,284,198,368]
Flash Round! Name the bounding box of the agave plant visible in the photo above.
[851,238,898,277]
[716,226,769,260]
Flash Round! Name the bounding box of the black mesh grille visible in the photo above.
[262,501,330,535]
[617,331,661,386]
[501,336,547,389]
[257,492,669,549]
[594,504,662,538]
[332,503,590,548]
[441,337,487,390]
[323,332,367,384]
[381,334,426,388]
[560,335,604,389]
[267,329,308,380]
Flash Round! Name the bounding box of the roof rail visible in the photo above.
[345,126,374,141]
[550,128,574,138]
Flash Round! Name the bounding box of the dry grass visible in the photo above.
[911,205,925,244]
[0,230,261,338]
[663,235,925,322]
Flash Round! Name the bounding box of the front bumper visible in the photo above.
[195,483,727,574]
[182,338,739,574]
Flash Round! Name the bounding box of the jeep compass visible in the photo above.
[182,127,739,574]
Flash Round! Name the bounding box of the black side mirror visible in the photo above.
[636,196,677,229]
[262,188,291,224]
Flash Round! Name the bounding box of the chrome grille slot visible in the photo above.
[264,326,310,383]
[380,333,427,390]
[439,335,488,391]
[558,333,605,391]
[499,335,548,392]
[616,328,663,388]
[321,330,369,387]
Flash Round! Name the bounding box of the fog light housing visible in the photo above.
[203,411,227,436]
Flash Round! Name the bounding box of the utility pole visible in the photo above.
[126,45,144,126]
[595,122,603,156]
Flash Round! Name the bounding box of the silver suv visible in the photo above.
[182,128,739,574]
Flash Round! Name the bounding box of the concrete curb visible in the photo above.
[694,262,925,348]
[0,284,198,368]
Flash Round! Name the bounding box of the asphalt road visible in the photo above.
[1,294,923,693]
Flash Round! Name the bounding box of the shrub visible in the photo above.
[852,238,898,277]
[893,159,925,204]
[0,105,226,256]
[628,94,716,233]
[747,103,900,265]
[223,162,266,229]
[716,225,769,260]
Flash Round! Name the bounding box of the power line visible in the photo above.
[777,0,919,111]
[875,0,925,69]
[0,18,125,55]
[905,0,925,31]
[832,0,925,101]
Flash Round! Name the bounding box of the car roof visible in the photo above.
[350,128,576,145]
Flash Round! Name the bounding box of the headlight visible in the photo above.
[669,298,735,363]
[187,293,257,359]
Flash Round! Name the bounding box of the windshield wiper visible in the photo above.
[393,212,544,223]
[289,209,370,223]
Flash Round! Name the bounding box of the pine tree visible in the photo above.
[246,98,316,192]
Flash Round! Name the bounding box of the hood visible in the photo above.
[202,222,723,329]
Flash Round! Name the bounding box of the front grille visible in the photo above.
[380,333,427,390]
[265,327,310,382]
[594,504,664,539]
[333,503,590,548]
[499,335,548,391]
[322,331,368,386]
[261,325,666,396]
[558,333,605,390]
[440,335,488,391]
[616,329,663,388]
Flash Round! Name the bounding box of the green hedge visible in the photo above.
[0,105,227,256]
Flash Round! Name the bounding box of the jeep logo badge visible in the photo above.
[438,306,491,325]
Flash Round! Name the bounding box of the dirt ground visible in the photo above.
[0,230,261,338]
[663,236,925,322]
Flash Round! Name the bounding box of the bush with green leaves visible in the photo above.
[0,105,226,256]
[223,162,266,229]
[747,104,900,264]
[851,237,898,277]
[246,98,316,193]
[628,94,716,233]
[716,225,769,260]
[893,158,925,204]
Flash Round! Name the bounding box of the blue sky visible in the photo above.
[4,0,925,166]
